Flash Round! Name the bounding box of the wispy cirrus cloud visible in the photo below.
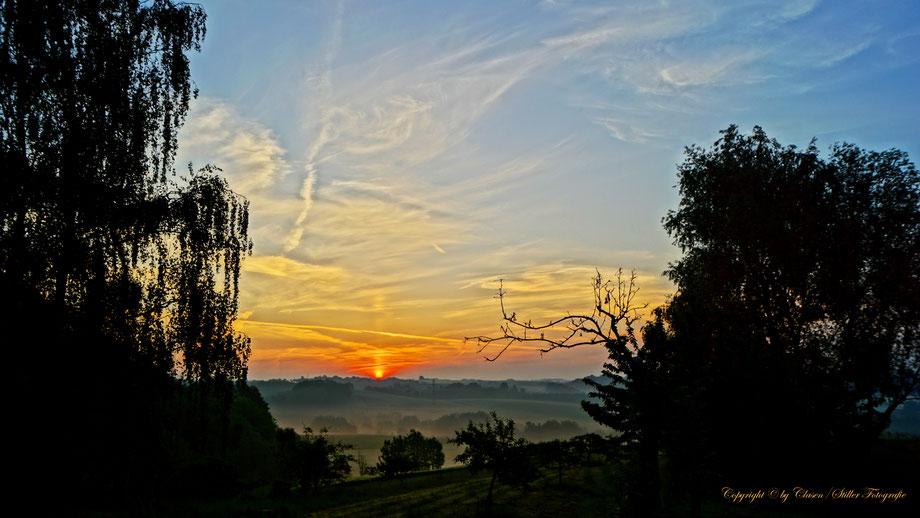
[177,0,918,379]
[180,98,291,193]
[178,98,302,254]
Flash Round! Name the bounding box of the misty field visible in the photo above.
[256,377,604,438]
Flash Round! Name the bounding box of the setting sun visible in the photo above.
[10,0,920,514]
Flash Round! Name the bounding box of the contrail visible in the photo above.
[238,319,464,343]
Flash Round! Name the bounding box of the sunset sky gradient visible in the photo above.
[176,0,920,380]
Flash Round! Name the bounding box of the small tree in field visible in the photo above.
[355,452,370,476]
[450,412,537,508]
[276,427,354,493]
[377,429,445,477]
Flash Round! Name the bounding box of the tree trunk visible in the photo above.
[487,471,496,509]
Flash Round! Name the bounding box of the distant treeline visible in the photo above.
[365,381,584,402]
[298,411,584,439]
[252,377,593,407]
[270,379,356,406]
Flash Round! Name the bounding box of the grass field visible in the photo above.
[268,389,603,436]
[146,464,830,518]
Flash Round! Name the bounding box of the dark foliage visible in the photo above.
[472,126,920,516]
[276,427,354,493]
[377,429,445,477]
[167,382,279,497]
[0,0,258,504]
[662,125,920,469]
[450,412,539,508]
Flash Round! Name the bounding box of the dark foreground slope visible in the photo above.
[134,466,801,517]
[115,446,918,518]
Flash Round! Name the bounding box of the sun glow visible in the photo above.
[373,368,385,379]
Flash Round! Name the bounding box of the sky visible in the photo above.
[175,0,920,380]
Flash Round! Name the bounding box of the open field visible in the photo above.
[267,387,603,436]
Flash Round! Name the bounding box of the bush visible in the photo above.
[276,427,354,493]
[377,430,445,477]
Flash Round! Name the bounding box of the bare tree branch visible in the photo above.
[466,269,649,361]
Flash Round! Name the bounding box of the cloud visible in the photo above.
[593,117,660,144]
[657,50,766,88]
[180,4,703,377]
[238,319,467,377]
[176,0,911,380]
[811,39,872,69]
[778,0,820,21]
[284,0,345,252]
[243,255,346,282]
[178,98,301,253]
[179,99,291,194]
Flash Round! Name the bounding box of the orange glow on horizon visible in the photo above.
[234,265,671,379]
[243,328,606,380]
[362,363,406,379]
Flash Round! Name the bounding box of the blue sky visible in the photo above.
[176,0,920,380]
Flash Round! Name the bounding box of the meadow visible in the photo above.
[150,463,828,518]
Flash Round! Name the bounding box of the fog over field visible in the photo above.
[250,375,615,471]
[251,376,607,437]
[252,376,920,440]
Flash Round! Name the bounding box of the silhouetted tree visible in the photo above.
[469,270,662,515]
[450,412,538,509]
[275,426,354,493]
[291,427,354,492]
[660,125,920,480]
[0,0,252,501]
[355,452,371,476]
[471,126,920,515]
[535,439,578,486]
[377,429,445,477]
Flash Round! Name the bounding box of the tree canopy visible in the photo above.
[276,427,354,493]
[661,124,920,472]
[1,0,253,501]
[377,429,445,477]
[450,412,537,508]
[1,0,250,387]
[472,124,920,516]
